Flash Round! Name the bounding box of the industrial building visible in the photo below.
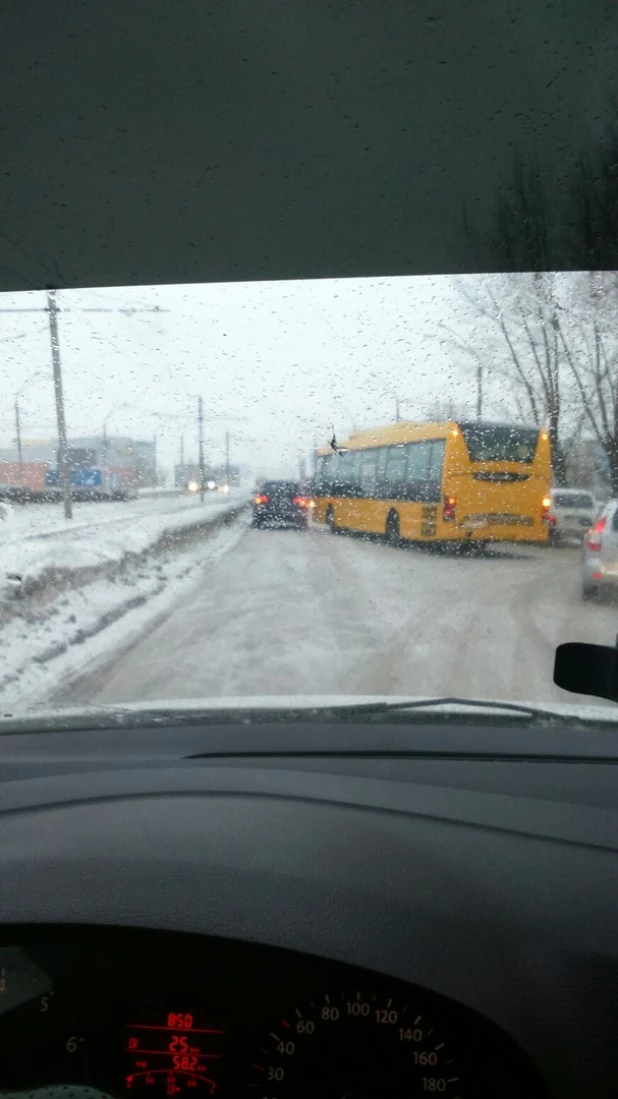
[0,435,157,499]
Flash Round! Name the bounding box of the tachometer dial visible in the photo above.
[247,989,466,1098]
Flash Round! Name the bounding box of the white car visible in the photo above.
[547,488,599,544]
[581,498,618,599]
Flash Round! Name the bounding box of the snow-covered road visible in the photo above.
[58,520,618,708]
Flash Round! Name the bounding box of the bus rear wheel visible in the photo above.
[386,510,400,546]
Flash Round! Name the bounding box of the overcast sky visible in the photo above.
[0,275,504,479]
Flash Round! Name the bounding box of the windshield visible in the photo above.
[552,492,595,509]
[262,482,301,496]
[1,272,617,722]
[458,424,540,463]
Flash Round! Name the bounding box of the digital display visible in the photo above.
[125,1012,224,1095]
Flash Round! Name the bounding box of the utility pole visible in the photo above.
[225,429,230,487]
[476,365,483,421]
[395,396,401,422]
[1,293,165,517]
[14,400,22,467]
[198,397,205,503]
[47,289,72,520]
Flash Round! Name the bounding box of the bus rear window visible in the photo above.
[458,423,540,463]
[552,492,595,509]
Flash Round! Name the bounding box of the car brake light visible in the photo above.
[293,495,310,507]
[587,516,606,552]
[443,495,456,522]
[253,494,269,505]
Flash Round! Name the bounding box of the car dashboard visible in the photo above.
[0,927,539,1098]
[0,714,616,1098]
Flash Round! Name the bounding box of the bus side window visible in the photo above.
[360,449,377,497]
[405,441,444,501]
[406,442,432,500]
[375,448,388,495]
[385,445,408,500]
[314,456,325,492]
[427,440,445,500]
[331,452,348,496]
[320,455,333,494]
[346,450,361,496]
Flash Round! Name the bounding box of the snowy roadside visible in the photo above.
[0,494,247,608]
[0,515,248,706]
[1,491,242,557]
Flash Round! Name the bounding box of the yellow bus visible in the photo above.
[311,421,551,546]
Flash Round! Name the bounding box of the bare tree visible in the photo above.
[447,272,568,483]
[447,126,618,485]
[478,159,566,481]
[555,272,618,493]
[567,129,618,271]
[553,130,618,492]
[423,397,470,422]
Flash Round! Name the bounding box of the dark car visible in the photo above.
[252,480,312,530]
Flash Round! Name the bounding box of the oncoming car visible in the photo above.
[252,481,313,530]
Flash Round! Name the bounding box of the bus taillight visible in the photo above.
[443,495,456,522]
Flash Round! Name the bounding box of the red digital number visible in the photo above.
[167,1013,193,1030]
[169,1035,189,1053]
[173,1055,198,1073]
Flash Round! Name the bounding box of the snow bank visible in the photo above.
[0,519,247,705]
[0,493,246,590]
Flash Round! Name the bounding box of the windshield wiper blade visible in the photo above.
[0,697,608,736]
[315,696,593,724]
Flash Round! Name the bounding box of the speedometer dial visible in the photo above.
[247,989,467,1098]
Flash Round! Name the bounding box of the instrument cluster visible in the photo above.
[0,928,544,1098]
